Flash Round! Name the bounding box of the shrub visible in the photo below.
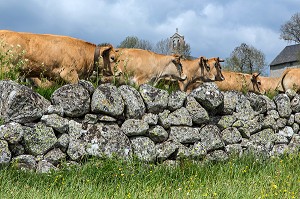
[0,41,28,82]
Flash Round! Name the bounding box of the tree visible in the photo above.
[137,39,153,51]
[280,12,300,43]
[224,43,266,74]
[177,42,191,59]
[154,37,191,59]
[118,36,139,48]
[118,36,153,50]
[118,36,191,58]
[154,38,172,55]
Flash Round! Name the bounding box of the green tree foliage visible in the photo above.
[118,36,192,58]
[176,42,191,59]
[117,36,153,50]
[280,12,300,43]
[224,43,266,74]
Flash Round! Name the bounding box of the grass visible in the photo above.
[0,41,27,82]
[265,89,280,100]
[154,79,180,94]
[34,84,63,101]
[1,153,299,199]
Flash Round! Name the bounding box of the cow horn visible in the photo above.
[218,57,225,62]
[200,56,208,62]
[252,73,260,78]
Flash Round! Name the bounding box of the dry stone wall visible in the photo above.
[1,80,300,173]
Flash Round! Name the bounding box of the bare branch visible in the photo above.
[280,12,300,43]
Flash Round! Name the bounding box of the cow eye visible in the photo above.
[215,63,222,70]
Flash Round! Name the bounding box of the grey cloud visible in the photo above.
[0,0,300,71]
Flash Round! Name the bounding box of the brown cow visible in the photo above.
[256,76,282,94]
[183,69,285,95]
[216,71,284,94]
[178,57,225,92]
[214,71,263,93]
[0,30,117,86]
[111,48,187,86]
[279,68,300,92]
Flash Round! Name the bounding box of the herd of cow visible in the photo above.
[0,30,299,95]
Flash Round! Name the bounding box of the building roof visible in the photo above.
[270,44,300,67]
[170,28,184,39]
[170,32,183,39]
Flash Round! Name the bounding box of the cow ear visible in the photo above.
[199,56,206,64]
[100,45,113,56]
[172,54,181,61]
[199,56,206,60]
[200,56,210,71]
[251,73,260,82]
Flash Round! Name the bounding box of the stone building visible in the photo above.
[270,44,300,77]
[170,28,185,54]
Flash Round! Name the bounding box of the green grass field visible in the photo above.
[1,154,299,199]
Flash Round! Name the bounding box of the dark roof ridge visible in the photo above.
[270,43,300,66]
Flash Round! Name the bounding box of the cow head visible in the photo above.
[100,44,116,62]
[202,57,225,81]
[94,44,118,76]
[169,54,187,81]
[251,72,263,93]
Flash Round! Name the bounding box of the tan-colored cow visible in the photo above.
[256,76,282,94]
[0,30,117,86]
[216,71,284,94]
[111,48,187,86]
[214,71,263,93]
[279,68,300,92]
[178,57,225,92]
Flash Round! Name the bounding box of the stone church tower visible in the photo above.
[170,28,185,54]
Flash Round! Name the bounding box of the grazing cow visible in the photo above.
[0,30,117,86]
[279,68,300,92]
[178,57,225,92]
[256,76,282,94]
[214,71,263,93]
[215,71,284,94]
[111,48,187,86]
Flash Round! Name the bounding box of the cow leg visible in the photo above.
[59,68,79,84]
[27,77,55,88]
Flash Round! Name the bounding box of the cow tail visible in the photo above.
[280,70,289,92]
[93,46,100,71]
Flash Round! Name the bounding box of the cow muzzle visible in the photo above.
[179,74,187,81]
[215,74,225,81]
[114,70,122,77]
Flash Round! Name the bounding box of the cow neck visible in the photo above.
[93,46,101,70]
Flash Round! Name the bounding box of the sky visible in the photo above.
[0,0,299,75]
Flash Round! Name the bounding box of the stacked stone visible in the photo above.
[0,80,300,172]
